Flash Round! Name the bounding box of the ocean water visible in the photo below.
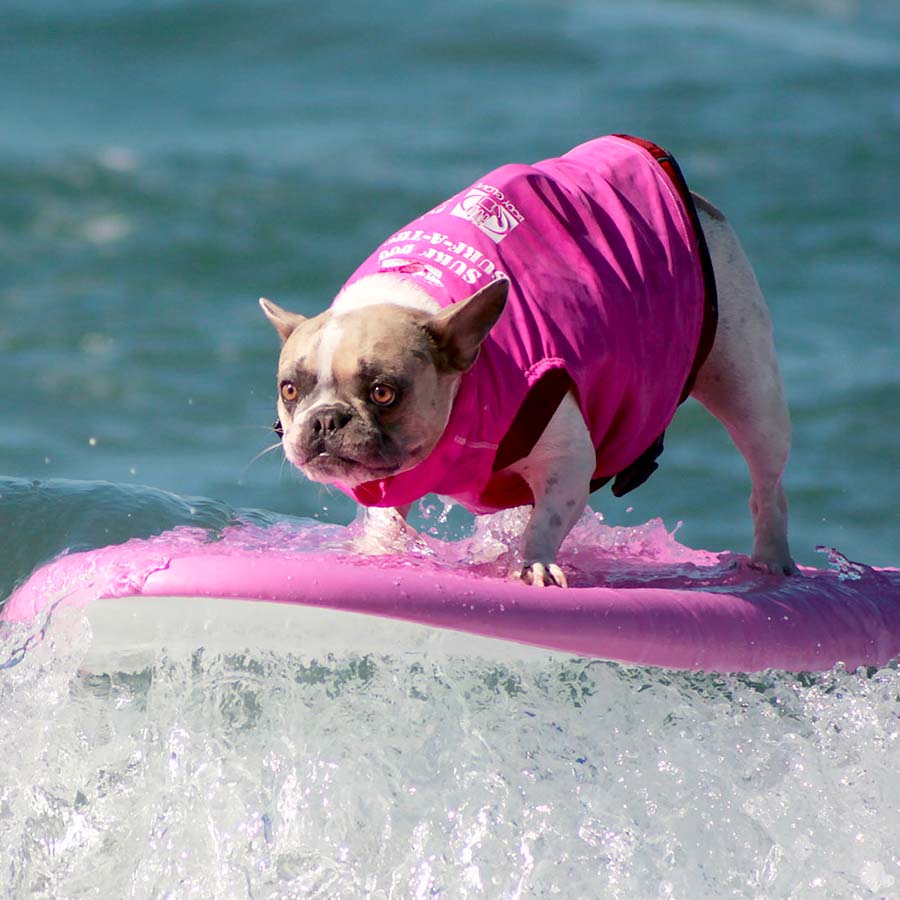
[1,0,899,896]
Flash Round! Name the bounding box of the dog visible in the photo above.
[260,134,796,586]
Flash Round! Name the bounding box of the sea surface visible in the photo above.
[1,0,899,897]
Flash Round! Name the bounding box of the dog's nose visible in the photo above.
[309,404,352,438]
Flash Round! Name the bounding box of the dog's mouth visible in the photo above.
[300,450,401,485]
[278,418,422,487]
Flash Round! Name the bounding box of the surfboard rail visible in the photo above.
[4,531,899,673]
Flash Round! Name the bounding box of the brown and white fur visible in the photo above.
[261,193,796,586]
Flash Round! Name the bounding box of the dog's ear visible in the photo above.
[259,297,306,344]
[427,278,509,373]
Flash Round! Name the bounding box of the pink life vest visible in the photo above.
[336,135,716,514]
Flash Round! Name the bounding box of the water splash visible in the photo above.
[816,545,867,581]
[2,612,900,898]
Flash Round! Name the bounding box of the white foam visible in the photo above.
[2,515,899,896]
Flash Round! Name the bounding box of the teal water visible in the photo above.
[1,1,899,896]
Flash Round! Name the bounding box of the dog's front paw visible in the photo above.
[513,562,568,588]
[352,506,417,556]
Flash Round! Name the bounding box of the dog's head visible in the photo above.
[260,277,508,488]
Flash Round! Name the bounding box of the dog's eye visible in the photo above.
[280,381,299,403]
[370,383,398,407]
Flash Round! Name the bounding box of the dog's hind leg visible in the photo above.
[690,194,797,574]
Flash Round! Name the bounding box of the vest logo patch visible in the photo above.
[450,183,524,244]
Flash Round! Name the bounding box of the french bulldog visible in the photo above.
[260,135,796,586]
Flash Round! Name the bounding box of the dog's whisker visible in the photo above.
[243,442,284,476]
[235,424,283,434]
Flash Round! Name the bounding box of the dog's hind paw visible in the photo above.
[748,554,799,576]
[514,562,568,588]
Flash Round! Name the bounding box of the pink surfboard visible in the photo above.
[4,524,899,673]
